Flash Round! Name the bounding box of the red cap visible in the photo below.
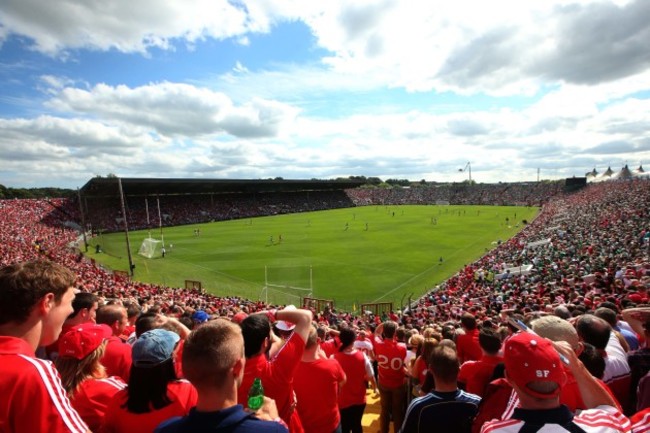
[59,323,112,360]
[504,332,567,399]
[628,293,643,303]
[232,312,248,324]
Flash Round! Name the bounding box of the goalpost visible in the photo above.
[260,265,313,305]
[138,237,163,259]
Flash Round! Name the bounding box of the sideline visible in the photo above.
[362,389,395,433]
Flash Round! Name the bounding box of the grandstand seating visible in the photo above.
[1,179,648,325]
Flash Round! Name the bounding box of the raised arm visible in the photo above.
[276,306,313,343]
[552,340,617,408]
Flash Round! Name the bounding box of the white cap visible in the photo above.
[276,320,296,331]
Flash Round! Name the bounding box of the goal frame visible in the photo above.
[138,237,163,259]
[260,265,313,305]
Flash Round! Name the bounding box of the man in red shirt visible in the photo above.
[294,326,346,433]
[456,313,482,363]
[0,260,89,433]
[96,303,132,381]
[46,292,99,360]
[481,333,630,433]
[156,319,288,433]
[458,327,503,397]
[238,306,313,433]
[471,315,604,433]
[318,325,341,358]
[119,301,140,341]
[372,321,407,433]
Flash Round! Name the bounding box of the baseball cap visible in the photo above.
[59,323,112,360]
[504,332,567,399]
[132,329,180,367]
[232,312,248,324]
[275,320,296,332]
[192,310,210,323]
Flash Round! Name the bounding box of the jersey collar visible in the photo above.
[0,336,35,356]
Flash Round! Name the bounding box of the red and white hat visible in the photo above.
[504,332,567,399]
[275,320,296,332]
[59,323,112,360]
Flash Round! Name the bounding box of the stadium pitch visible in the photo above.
[87,205,538,311]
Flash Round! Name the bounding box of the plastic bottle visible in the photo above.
[248,378,264,410]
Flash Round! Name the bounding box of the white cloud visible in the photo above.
[0,0,253,55]
[46,82,300,138]
[2,90,649,187]
[2,1,648,96]
[306,0,650,95]
[233,61,249,73]
[1,0,649,187]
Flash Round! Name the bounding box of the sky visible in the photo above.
[1,0,649,189]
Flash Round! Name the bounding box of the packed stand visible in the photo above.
[1,178,650,433]
[344,181,565,207]
[85,190,356,233]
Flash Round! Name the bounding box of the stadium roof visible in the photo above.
[586,165,650,183]
[80,177,366,197]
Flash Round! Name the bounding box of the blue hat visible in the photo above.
[192,310,210,323]
[132,329,180,367]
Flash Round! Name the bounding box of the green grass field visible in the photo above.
[86,205,538,311]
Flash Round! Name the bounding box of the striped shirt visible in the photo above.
[481,405,631,433]
[70,376,127,432]
[0,336,88,433]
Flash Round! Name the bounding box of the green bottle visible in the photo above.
[248,378,264,410]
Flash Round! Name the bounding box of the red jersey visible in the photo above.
[101,336,132,382]
[119,325,135,342]
[238,331,305,433]
[173,339,185,379]
[412,356,428,384]
[71,376,126,432]
[458,354,503,397]
[472,372,603,433]
[631,407,649,433]
[333,350,369,408]
[456,328,482,363]
[102,380,197,433]
[0,336,87,433]
[319,337,340,358]
[372,336,407,388]
[294,358,345,433]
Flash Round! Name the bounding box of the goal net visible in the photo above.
[261,265,313,306]
[138,237,163,259]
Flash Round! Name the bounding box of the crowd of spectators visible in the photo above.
[85,190,355,233]
[404,179,649,328]
[345,181,565,207]
[80,182,564,233]
[1,178,649,432]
